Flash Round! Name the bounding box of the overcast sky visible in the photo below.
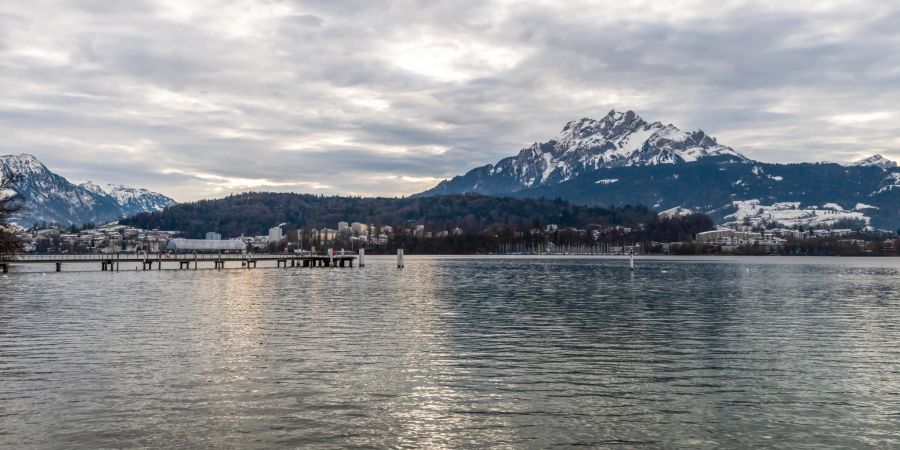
[2,0,899,201]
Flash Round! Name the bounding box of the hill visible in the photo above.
[119,192,709,242]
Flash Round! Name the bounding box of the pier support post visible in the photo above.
[328,248,333,268]
[358,248,365,267]
[1,263,7,274]
[55,262,62,272]
[397,249,404,268]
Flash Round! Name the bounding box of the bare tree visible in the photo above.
[0,173,24,253]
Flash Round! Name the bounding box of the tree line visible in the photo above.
[120,192,714,251]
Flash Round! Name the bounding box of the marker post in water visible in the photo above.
[358,248,365,267]
[397,248,404,268]
[629,250,635,272]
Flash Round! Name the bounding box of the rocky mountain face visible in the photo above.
[0,154,176,227]
[421,110,748,196]
[419,111,900,228]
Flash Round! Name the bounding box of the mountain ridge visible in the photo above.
[418,110,900,228]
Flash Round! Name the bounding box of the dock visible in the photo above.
[0,252,359,273]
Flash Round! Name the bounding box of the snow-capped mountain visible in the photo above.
[418,110,900,228]
[852,154,897,169]
[78,182,174,215]
[0,154,176,227]
[422,109,748,195]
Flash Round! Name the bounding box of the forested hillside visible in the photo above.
[120,192,709,242]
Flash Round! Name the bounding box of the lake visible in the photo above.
[1,256,898,448]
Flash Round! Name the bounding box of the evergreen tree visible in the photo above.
[0,174,24,253]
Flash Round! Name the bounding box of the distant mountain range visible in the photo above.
[0,154,176,227]
[420,110,900,229]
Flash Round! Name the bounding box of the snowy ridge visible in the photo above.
[0,154,176,227]
[79,182,175,213]
[497,110,747,187]
[852,154,897,170]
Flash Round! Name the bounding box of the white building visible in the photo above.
[268,226,283,243]
[205,232,222,241]
[338,222,349,234]
[166,238,246,252]
[351,222,368,236]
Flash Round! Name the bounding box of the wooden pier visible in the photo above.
[0,252,358,273]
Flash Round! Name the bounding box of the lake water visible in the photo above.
[1,256,898,448]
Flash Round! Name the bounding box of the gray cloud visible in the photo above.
[1,0,899,201]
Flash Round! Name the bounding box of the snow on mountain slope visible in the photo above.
[727,200,870,228]
[79,182,176,215]
[0,154,176,227]
[423,109,748,195]
[853,154,897,169]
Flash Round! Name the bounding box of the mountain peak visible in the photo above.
[1,153,50,176]
[423,109,751,196]
[853,154,897,169]
[79,180,107,196]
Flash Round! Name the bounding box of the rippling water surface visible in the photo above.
[1,256,899,448]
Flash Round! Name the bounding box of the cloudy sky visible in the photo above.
[2,0,899,201]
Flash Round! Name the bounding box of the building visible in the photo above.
[351,222,368,236]
[337,222,349,234]
[205,232,222,241]
[696,229,762,245]
[166,238,246,252]
[268,226,283,243]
